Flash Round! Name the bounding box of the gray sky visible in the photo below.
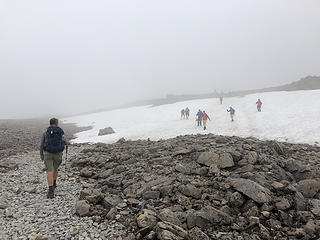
[1,0,320,119]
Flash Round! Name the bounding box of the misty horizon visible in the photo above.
[1,0,320,119]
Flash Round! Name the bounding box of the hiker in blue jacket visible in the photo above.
[196,109,203,126]
[227,106,235,122]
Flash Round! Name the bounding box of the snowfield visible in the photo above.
[63,90,320,145]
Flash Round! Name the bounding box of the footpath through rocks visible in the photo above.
[0,144,125,240]
[71,134,320,240]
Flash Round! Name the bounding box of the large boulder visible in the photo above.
[230,178,272,204]
[297,179,320,198]
[187,206,232,229]
[98,127,115,136]
[197,152,234,169]
[75,200,91,217]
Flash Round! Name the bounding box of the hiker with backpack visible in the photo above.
[256,99,262,112]
[196,109,203,126]
[220,96,223,105]
[40,118,67,199]
[181,109,185,119]
[227,106,235,122]
[202,110,211,130]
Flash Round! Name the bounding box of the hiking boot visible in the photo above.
[53,180,57,189]
[47,187,54,199]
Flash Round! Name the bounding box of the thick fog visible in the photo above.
[1,0,320,119]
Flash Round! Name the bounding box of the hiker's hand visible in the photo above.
[40,156,44,161]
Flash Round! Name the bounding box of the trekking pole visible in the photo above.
[65,145,68,177]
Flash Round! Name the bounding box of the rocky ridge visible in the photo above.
[71,134,320,240]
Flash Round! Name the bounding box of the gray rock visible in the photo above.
[106,207,117,220]
[156,221,187,240]
[297,179,320,198]
[80,167,93,178]
[75,200,91,217]
[137,209,158,229]
[143,191,160,200]
[310,199,320,216]
[230,178,272,204]
[98,127,115,136]
[229,192,245,207]
[275,198,291,210]
[245,151,258,165]
[187,206,232,229]
[197,152,234,168]
[175,163,189,174]
[187,227,210,240]
[100,169,113,178]
[197,152,220,167]
[179,184,201,199]
[295,191,307,211]
[158,209,182,227]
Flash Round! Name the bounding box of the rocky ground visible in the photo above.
[1,130,320,240]
[0,144,127,240]
[71,134,320,240]
[0,118,91,160]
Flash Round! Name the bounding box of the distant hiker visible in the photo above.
[220,96,223,104]
[181,109,185,119]
[185,107,190,119]
[227,107,235,122]
[256,99,262,112]
[196,109,203,126]
[40,118,67,199]
[202,110,211,130]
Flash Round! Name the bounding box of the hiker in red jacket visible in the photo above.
[185,107,190,119]
[256,99,262,112]
[202,110,211,130]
